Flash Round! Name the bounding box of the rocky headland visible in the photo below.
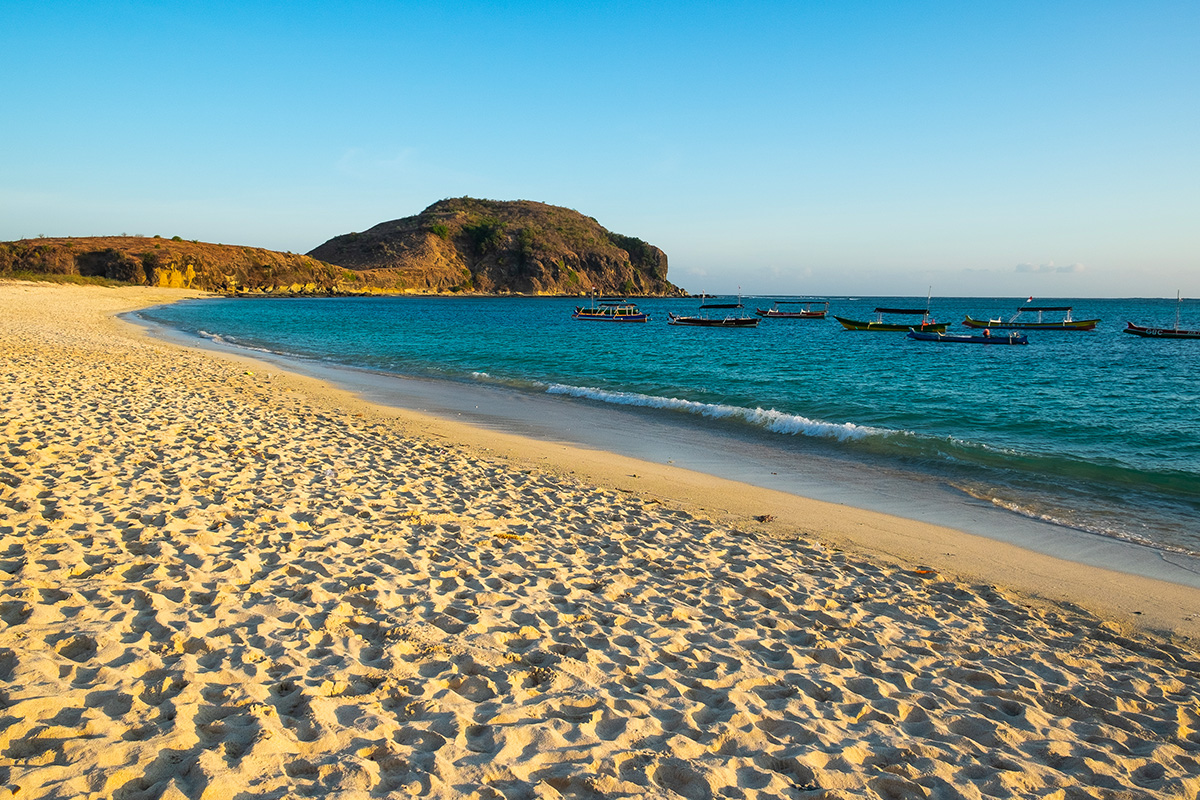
[0,198,684,296]
[309,197,683,296]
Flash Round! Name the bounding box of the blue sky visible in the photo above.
[2,1,1196,296]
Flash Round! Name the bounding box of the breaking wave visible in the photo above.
[545,383,886,441]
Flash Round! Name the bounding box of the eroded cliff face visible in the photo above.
[308,197,684,295]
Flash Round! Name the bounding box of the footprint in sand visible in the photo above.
[0,648,16,682]
[55,634,97,662]
[463,723,498,754]
[270,678,320,742]
[85,689,134,720]
[37,587,70,604]
[0,601,31,626]
[196,690,258,762]
[393,725,447,752]
[0,543,27,576]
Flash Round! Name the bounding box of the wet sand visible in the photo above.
[2,281,1199,799]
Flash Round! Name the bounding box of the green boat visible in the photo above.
[963,304,1098,331]
[833,306,948,332]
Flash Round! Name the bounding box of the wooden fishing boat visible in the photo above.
[1124,322,1200,339]
[962,303,1098,331]
[572,295,649,322]
[1124,293,1200,338]
[833,306,947,332]
[669,296,759,327]
[755,300,829,319]
[908,330,1028,345]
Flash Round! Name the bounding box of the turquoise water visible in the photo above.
[138,295,1200,556]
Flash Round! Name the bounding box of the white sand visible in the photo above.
[2,281,1199,800]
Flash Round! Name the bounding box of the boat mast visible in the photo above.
[1177,289,1182,332]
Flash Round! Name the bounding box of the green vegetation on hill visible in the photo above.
[307,197,683,296]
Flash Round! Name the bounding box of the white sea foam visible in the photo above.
[951,482,1199,555]
[545,383,884,441]
[196,330,288,357]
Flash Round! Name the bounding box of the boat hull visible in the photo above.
[669,313,759,328]
[756,309,827,318]
[908,331,1028,345]
[1124,322,1200,339]
[834,316,949,332]
[572,311,649,322]
[963,315,1097,331]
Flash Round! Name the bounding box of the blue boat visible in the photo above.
[908,330,1028,345]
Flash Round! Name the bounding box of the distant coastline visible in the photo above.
[1,198,686,297]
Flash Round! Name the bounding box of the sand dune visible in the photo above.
[1,282,1199,799]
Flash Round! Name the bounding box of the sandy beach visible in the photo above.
[3,281,1200,800]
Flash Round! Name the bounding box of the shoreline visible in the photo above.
[131,292,1200,574]
[4,281,1199,799]
[130,299,1200,598]
[28,281,1200,636]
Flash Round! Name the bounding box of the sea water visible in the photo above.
[136,295,1200,562]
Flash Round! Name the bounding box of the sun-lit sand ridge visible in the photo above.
[2,281,1199,799]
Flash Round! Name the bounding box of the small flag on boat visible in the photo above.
[1027,296,1033,303]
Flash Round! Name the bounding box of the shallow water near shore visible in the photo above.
[134,294,1200,571]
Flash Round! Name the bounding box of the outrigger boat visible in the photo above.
[668,295,759,327]
[572,295,649,322]
[755,299,830,319]
[908,330,1028,345]
[833,306,947,332]
[963,301,1098,331]
[1124,291,1200,339]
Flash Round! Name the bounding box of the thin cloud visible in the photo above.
[1015,262,1085,274]
[335,147,419,178]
